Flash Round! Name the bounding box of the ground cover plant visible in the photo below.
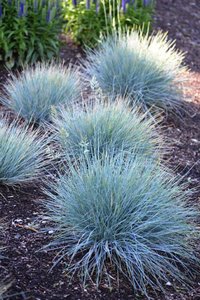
[0,63,81,123]
[52,98,161,159]
[44,151,198,297]
[84,30,187,115]
[64,0,154,47]
[0,0,63,68]
[0,117,51,185]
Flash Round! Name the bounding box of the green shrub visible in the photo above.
[1,63,81,123]
[44,152,198,296]
[64,0,154,47]
[0,0,63,68]
[52,99,161,159]
[84,31,187,115]
[0,118,51,185]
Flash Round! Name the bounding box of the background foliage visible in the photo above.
[64,0,155,47]
[0,0,63,68]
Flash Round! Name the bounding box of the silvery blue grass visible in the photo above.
[51,99,161,159]
[84,31,187,115]
[1,63,81,123]
[0,118,51,185]
[44,152,198,296]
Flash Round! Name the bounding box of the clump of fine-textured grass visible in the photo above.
[51,99,161,159]
[1,63,81,123]
[0,118,51,185]
[84,31,187,114]
[44,152,198,296]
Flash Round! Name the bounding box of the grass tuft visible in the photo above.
[44,152,198,296]
[51,99,161,159]
[1,63,81,123]
[0,118,51,185]
[84,31,187,115]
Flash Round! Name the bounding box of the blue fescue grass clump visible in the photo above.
[1,63,81,123]
[51,99,161,159]
[44,152,198,296]
[0,118,51,185]
[84,31,187,115]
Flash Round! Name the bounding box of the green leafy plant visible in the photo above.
[0,0,63,68]
[1,63,81,123]
[64,0,154,47]
[44,152,198,296]
[84,31,187,115]
[0,117,51,185]
[51,98,161,159]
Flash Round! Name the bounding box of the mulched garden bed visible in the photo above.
[0,0,200,299]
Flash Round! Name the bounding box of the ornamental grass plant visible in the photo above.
[44,152,198,297]
[51,98,161,159]
[84,31,187,115]
[1,63,81,123]
[0,117,51,185]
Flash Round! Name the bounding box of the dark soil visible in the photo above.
[154,0,200,72]
[0,1,200,299]
[0,64,9,93]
